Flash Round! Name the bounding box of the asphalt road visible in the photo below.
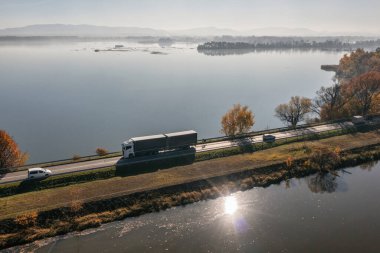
[0,122,354,184]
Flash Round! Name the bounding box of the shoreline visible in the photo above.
[1,132,380,249]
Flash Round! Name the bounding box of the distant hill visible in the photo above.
[246,27,319,36]
[245,27,379,37]
[0,24,377,37]
[170,27,238,36]
[0,24,169,37]
[0,24,236,37]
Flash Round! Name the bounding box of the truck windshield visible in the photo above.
[125,146,131,150]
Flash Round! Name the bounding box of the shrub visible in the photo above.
[308,147,341,173]
[302,144,312,154]
[72,154,81,161]
[70,200,83,213]
[285,156,294,168]
[15,211,38,227]
[96,148,108,156]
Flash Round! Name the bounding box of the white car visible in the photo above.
[27,168,52,179]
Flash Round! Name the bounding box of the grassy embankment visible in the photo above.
[0,130,380,249]
[0,126,356,197]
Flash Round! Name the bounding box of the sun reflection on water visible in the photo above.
[224,196,238,214]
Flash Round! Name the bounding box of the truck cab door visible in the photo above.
[124,145,134,158]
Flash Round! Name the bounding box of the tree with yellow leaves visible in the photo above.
[221,104,255,136]
[0,130,28,169]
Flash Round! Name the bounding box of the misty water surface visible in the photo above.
[0,41,342,162]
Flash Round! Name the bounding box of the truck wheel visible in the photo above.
[129,154,134,159]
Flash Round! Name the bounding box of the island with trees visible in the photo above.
[197,37,380,56]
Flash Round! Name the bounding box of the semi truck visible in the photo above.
[122,130,197,159]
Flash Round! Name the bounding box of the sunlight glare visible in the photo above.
[224,196,238,215]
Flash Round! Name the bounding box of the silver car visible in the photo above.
[27,168,52,179]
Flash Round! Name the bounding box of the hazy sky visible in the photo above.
[1,0,380,34]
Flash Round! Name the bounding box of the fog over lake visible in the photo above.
[0,41,342,163]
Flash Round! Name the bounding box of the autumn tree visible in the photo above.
[221,104,255,136]
[312,82,344,121]
[308,147,341,173]
[343,71,380,115]
[275,96,311,128]
[337,48,380,81]
[0,130,28,169]
[311,48,380,121]
[371,92,380,114]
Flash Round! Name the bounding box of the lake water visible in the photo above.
[0,41,342,163]
[11,162,380,252]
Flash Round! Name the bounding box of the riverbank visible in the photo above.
[1,131,380,249]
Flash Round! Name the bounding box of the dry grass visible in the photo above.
[24,228,51,241]
[0,131,379,220]
[14,211,38,227]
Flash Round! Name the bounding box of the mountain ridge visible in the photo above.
[0,24,377,37]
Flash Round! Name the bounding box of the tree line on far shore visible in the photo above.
[221,47,380,135]
[198,40,380,51]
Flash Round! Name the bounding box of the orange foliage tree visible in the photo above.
[313,48,380,121]
[337,48,380,81]
[221,104,255,136]
[0,130,28,169]
[343,71,380,115]
[371,92,380,114]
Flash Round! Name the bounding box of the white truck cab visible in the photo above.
[122,141,134,159]
[27,168,52,179]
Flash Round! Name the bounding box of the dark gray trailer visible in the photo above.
[165,130,197,149]
[130,134,167,156]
